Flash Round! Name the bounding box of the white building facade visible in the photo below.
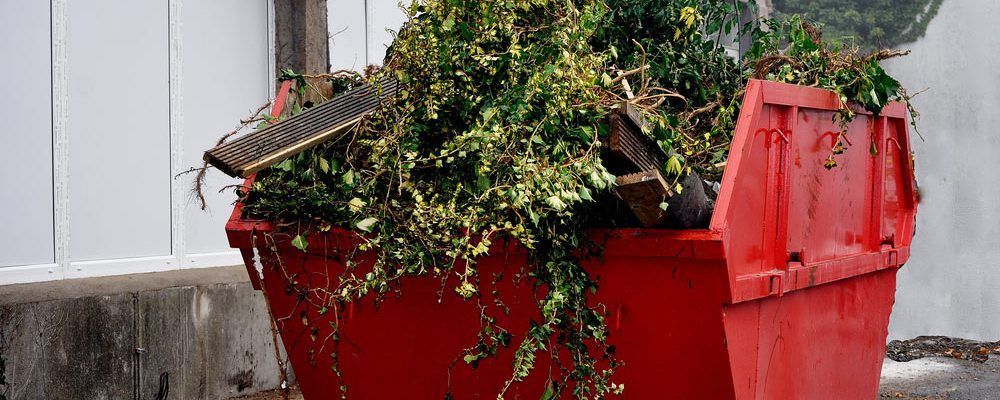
[0,0,273,284]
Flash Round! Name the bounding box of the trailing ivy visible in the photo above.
[233,1,918,398]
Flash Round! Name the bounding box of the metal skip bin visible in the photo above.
[225,79,918,399]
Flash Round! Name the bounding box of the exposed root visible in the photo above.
[191,102,271,210]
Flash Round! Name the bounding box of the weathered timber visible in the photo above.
[615,170,672,227]
[204,78,398,178]
[608,103,665,172]
[607,103,714,228]
[275,0,329,103]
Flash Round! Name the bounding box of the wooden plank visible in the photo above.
[615,169,672,227]
[608,103,666,173]
[204,78,398,177]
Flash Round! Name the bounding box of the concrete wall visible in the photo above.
[884,0,1000,340]
[0,270,291,400]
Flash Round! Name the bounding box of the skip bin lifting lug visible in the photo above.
[766,269,785,297]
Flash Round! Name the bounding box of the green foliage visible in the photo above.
[236,1,916,398]
[773,0,944,49]
[249,1,623,397]
[595,0,759,178]
[747,16,916,167]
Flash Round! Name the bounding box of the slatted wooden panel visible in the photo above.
[608,103,665,172]
[205,78,398,177]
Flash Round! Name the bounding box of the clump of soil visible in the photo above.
[887,336,1000,362]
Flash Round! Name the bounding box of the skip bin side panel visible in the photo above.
[249,238,547,400]
[784,110,876,265]
[725,265,900,397]
[718,80,917,302]
[722,301,761,400]
[723,268,898,400]
[244,231,737,399]
[589,257,735,399]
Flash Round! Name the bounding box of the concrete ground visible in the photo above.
[234,357,1000,400]
[880,357,1000,399]
[232,387,303,399]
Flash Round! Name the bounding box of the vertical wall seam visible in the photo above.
[51,0,69,279]
[364,0,372,66]
[168,0,186,268]
[267,0,277,96]
[132,292,142,400]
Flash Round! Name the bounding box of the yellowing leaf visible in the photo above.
[348,197,366,213]
[356,217,378,232]
[666,155,683,176]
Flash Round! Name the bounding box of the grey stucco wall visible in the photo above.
[0,282,292,400]
[884,0,1000,340]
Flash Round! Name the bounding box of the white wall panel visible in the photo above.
[886,0,1000,341]
[182,0,270,255]
[67,0,171,262]
[0,2,55,268]
[367,1,409,65]
[328,0,367,70]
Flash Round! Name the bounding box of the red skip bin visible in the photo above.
[226,79,917,399]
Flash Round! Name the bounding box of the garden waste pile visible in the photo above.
[211,0,918,397]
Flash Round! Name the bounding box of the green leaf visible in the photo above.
[276,159,294,172]
[546,195,567,211]
[441,14,455,31]
[539,385,555,400]
[355,217,378,232]
[291,234,308,252]
[342,169,355,186]
[481,107,498,123]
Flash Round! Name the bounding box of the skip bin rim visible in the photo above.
[226,79,917,307]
